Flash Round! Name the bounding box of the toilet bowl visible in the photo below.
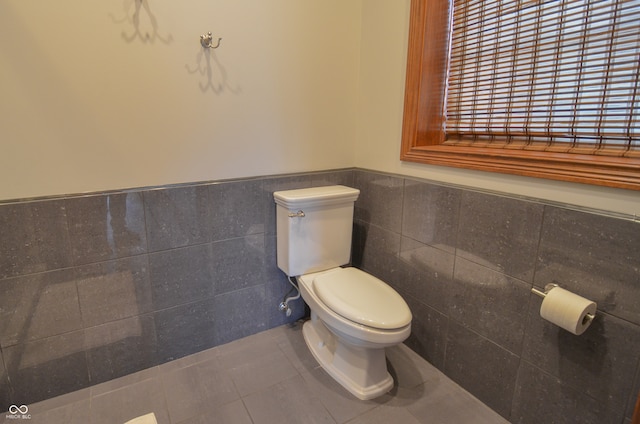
[273,185,412,400]
[298,267,411,400]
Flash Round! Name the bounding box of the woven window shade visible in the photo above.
[445,0,640,157]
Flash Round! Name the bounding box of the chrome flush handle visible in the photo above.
[288,210,305,218]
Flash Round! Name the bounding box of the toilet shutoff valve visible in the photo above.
[279,301,292,317]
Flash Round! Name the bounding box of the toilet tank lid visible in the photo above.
[274,185,360,209]
[313,267,412,330]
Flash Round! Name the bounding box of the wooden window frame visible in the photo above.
[400,0,640,190]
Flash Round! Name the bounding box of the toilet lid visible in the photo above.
[313,268,412,330]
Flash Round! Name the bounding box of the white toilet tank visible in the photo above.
[274,185,360,277]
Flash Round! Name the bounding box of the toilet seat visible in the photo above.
[313,267,411,330]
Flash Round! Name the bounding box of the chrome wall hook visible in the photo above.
[200,32,222,49]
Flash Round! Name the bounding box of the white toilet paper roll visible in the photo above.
[539,286,597,335]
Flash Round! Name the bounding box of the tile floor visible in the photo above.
[2,322,509,424]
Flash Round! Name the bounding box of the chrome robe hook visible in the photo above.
[200,32,222,49]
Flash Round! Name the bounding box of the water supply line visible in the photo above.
[279,276,300,317]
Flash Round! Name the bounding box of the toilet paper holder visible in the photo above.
[531,283,596,325]
[531,283,559,299]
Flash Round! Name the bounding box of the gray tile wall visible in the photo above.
[352,169,640,424]
[0,169,354,408]
[1,167,638,424]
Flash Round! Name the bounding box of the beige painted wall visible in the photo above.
[0,0,361,200]
[356,0,639,217]
[1,0,637,216]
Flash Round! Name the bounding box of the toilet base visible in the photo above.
[302,317,393,400]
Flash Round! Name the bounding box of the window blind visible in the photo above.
[445,0,640,157]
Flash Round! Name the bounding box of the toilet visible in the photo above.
[274,185,412,400]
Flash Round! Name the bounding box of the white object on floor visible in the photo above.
[124,412,158,424]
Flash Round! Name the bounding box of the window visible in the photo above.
[401,0,640,190]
